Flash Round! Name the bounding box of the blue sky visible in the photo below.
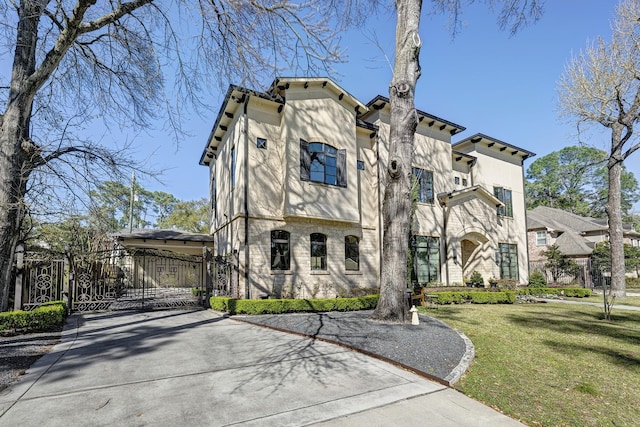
[0,0,640,213]
[113,1,640,210]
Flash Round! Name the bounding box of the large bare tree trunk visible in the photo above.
[372,0,422,323]
[607,126,626,298]
[0,0,45,311]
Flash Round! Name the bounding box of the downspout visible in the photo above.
[243,96,251,299]
[442,201,450,285]
[469,158,476,186]
[521,156,530,286]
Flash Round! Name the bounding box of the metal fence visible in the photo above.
[16,247,208,312]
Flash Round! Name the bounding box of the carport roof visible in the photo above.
[114,229,214,243]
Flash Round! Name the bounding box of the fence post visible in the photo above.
[13,243,24,310]
[203,247,212,307]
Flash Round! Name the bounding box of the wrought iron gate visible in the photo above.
[19,252,67,311]
[19,248,206,312]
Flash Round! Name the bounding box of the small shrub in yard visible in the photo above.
[627,277,640,289]
[0,301,67,334]
[528,270,547,287]
[466,271,484,287]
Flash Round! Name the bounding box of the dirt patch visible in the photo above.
[0,329,62,391]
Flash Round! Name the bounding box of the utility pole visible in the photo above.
[129,172,135,233]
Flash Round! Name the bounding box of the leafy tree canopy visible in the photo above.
[526,146,640,218]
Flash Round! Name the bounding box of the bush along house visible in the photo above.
[199,77,535,299]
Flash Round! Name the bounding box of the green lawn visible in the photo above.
[421,303,640,426]
[565,294,640,307]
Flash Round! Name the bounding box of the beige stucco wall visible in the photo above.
[282,89,360,223]
[454,143,529,284]
[206,82,533,295]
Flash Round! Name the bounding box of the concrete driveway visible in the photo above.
[0,309,522,426]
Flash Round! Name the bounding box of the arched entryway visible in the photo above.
[459,232,490,278]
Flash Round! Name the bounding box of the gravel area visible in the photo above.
[0,329,62,391]
[237,310,470,384]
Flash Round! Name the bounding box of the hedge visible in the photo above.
[516,288,592,298]
[210,295,379,315]
[0,301,67,334]
[429,291,516,305]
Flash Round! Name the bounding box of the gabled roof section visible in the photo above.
[200,84,285,166]
[527,206,607,234]
[361,95,466,136]
[453,133,536,161]
[437,185,504,208]
[269,77,368,113]
[554,232,593,256]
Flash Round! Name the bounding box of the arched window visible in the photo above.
[310,233,327,270]
[345,236,359,271]
[271,230,290,270]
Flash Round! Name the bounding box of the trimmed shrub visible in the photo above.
[516,288,591,298]
[209,295,379,315]
[429,291,515,305]
[0,301,67,334]
[528,270,547,287]
[466,270,484,287]
[497,279,519,290]
[627,277,640,289]
[469,291,516,304]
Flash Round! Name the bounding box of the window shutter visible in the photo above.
[300,139,310,181]
[337,149,347,187]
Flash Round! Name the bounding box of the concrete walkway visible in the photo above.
[0,310,522,426]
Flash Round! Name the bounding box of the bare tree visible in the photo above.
[372,0,543,322]
[0,0,372,312]
[558,0,640,298]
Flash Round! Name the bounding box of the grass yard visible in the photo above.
[422,303,640,426]
[564,294,640,307]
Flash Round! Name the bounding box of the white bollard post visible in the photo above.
[410,305,419,325]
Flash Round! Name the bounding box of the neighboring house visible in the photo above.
[527,206,640,284]
[527,206,640,262]
[199,77,535,299]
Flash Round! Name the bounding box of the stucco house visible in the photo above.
[199,77,535,299]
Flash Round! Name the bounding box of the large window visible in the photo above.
[412,236,440,284]
[231,146,236,189]
[345,236,359,271]
[412,168,434,204]
[498,243,519,280]
[271,230,290,270]
[300,140,347,187]
[536,231,547,246]
[310,233,327,270]
[494,187,513,217]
